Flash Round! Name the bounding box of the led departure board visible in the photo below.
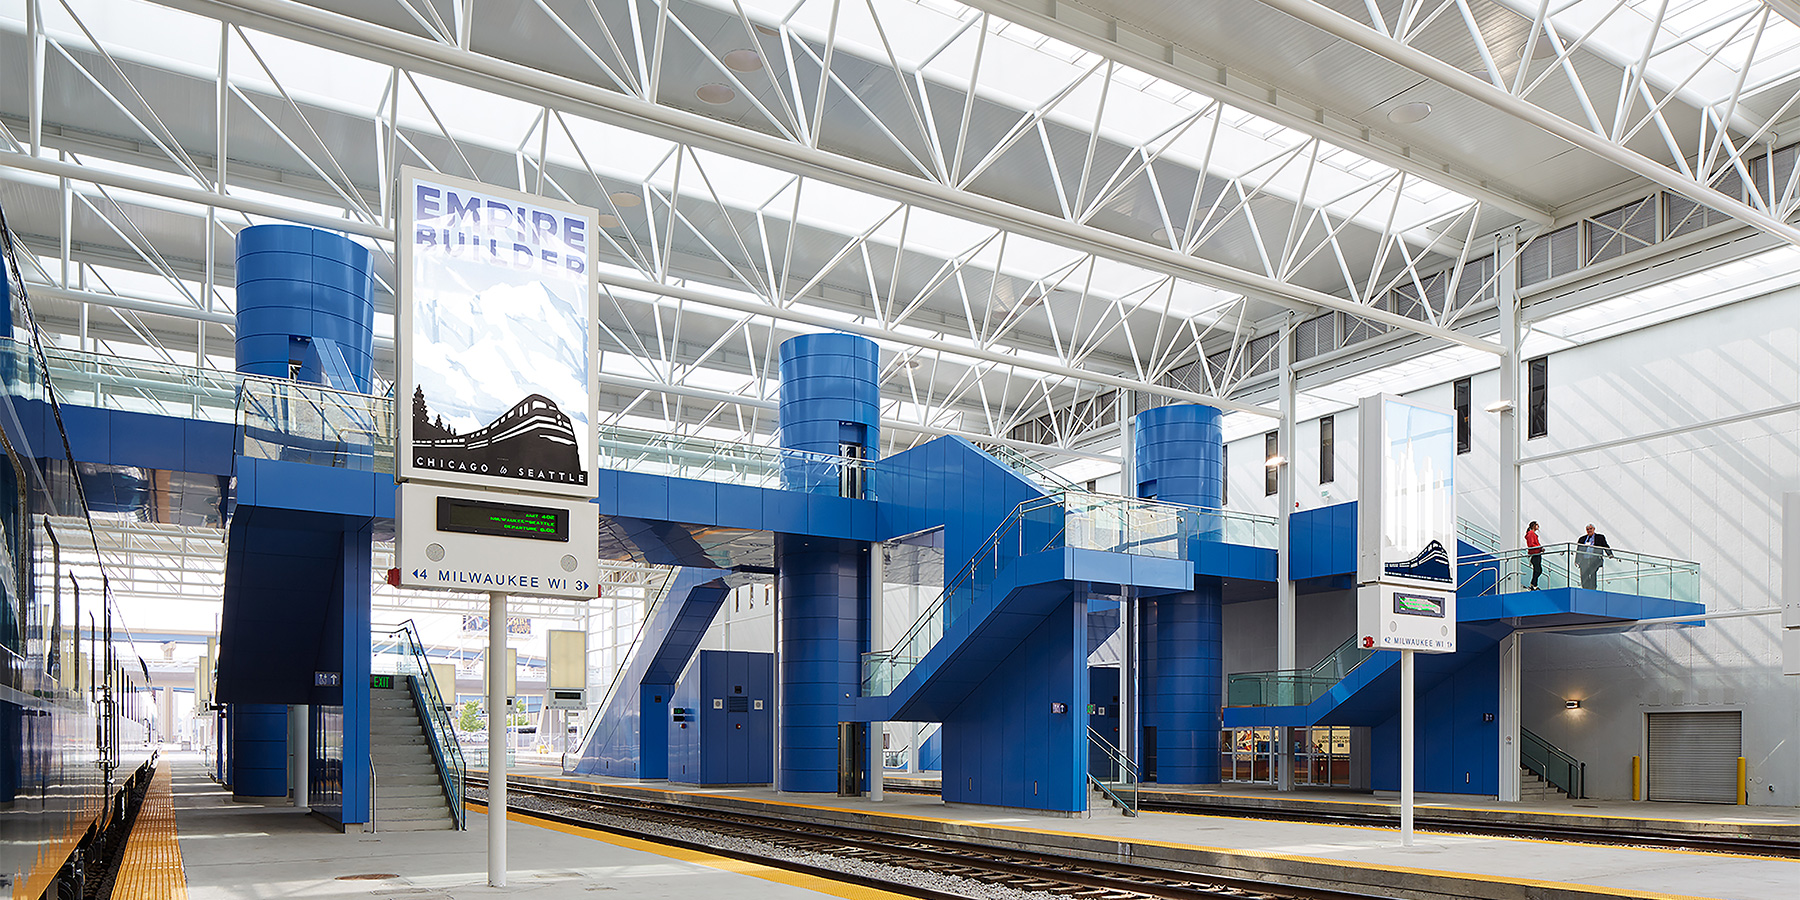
[436,496,568,542]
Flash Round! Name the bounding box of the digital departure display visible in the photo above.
[436,497,568,542]
[1391,590,1446,618]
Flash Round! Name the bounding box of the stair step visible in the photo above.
[372,772,444,785]
[374,803,454,820]
[377,817,456,832]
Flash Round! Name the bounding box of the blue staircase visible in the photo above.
[570,567,734,778]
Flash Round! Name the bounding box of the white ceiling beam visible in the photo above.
[958,0,1554,227]
[151,0,1502,355]
[1254,0,1800,251]
[595,370,1122,461]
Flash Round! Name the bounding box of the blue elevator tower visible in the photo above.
[775,333,879,792]
[1134,404,1225,784]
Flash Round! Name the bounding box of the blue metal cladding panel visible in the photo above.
[1291,501,1357,580]
[875,436,1044,573]
[778,333,880,458]
[777,535,863,793]
[235,224,375,392]
[1139,576,1222,784]
[670,650,775,785]
[1133,404,1223,508]
[1088,666,1121,775]
[1368,643,1501,795]
[939,593,1088,812]
[230,703,289,798]
[340,522,373,823]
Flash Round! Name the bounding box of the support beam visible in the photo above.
[1275,312,1296,793]
[154,0,1503,354]
[1252,0,1800,250]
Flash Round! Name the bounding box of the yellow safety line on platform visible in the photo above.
[1146,789,1800,827]
[112,763,188,900]
[508,778,1729,900]
[465,803,912,899]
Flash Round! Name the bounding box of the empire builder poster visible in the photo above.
[398,169,598,499]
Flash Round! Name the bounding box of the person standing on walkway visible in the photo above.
[1576,524,1613,589]
[1525,521,1543,590]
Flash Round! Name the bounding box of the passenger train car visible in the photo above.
[2,213,158,900]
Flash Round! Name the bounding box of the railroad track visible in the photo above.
[886,781,1800,858]
[466,775,1393,900]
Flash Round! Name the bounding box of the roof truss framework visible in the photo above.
[0,0,1544,456]
[1255,0,1800,246]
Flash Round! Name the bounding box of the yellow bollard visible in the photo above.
[1738,757,1748,805]
[1631,756,1640,801]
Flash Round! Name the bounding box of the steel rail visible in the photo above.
[467,775,1397,900]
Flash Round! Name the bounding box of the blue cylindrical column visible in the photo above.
[1134,404,1224,785]
[235,224,375,392]
[1134,404,1223,508]
[776,333,878,792]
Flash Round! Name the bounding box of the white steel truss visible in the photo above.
[1256,0,1800,247]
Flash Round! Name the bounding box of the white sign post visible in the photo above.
[1357,395,1457,847]
[396,168,599,887]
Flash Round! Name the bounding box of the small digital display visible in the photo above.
[437,497,568,542]
[1391,590,1446,618]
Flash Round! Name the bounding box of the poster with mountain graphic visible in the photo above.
[1358,395,1456,589]
[398,169,597,499]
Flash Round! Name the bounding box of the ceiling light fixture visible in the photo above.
[724,49,763,72]
[1153,226,1186,245]
[696,83,737,105]
[1388,102,1432,124]
[1484,399,1515,413]
[596,214,622,228]
[608,191,643,208]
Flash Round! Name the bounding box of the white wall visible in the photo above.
[1217,284,1800,803]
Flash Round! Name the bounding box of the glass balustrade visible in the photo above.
[1462,543,1699,602]
[236,376,396,472]
[864,491,1272,697]
[1087,726,1139,815]
[1227,634,1375,708]
[595,424,874,496]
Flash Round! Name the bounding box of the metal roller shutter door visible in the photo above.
[1646,711,1741,803]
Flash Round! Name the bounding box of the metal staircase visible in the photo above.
[369,680,460,831]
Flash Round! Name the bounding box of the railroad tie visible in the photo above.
[112,763,189,900]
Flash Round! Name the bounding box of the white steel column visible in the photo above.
[1497,633,1521,802]
[289,704,308,812]
[1400,649,1415,846]
[1117,391,1135,771]
[486,591,508,887]
[869,542,884,802]
[1496,230,1523,803]
[1275,313,1296,792]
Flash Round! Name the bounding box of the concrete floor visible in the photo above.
[512,766,1800,900]
[166,753,902,899]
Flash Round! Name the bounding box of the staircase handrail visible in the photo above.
[977,442,1079,491]
[565,567,678,772]
[1457,515,1502,555]
[865,490,1269,695]
[374,620,466,830]
[1226,633,1377,707]
[1086,726,1139,816]
[1520,725,1585,799]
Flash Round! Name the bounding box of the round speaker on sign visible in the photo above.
[426,543,445,562]
[560,554,578,572]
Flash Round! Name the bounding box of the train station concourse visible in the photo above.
[2,2,1799,899]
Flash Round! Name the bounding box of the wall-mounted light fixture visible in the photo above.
[1565,699,1582,709]
[1485,399,1515,413]
[1264,455,1288,469]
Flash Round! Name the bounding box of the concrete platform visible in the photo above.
[494,765,1800,900]
[161,753,903,899]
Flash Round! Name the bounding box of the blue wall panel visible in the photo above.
[1369,643,1501,795]
[236,224,375,392]
[777,536,863,792]
[1139,577,1222,784]
[230,702,289,799]
[940,593,1087,812]
[669,650,775,785]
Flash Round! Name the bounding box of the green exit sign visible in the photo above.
[371,674,394,689]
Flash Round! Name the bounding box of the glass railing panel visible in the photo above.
[594,424,873,496]
[1226,634,1376,708]
[979,442,1079,492]
[236,376,396,472]
[1470,544,1699,602]
[39,345,242,422]
[1520,726,1584,799]
[1457,516,1502,555]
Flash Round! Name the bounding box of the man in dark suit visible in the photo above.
[1576,524,1613,589]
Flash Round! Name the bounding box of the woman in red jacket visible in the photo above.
[1524,521,1543,590]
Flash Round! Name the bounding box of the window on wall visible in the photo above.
[1318,415,1335,484]
[1527,356,1549,439]
[1453,377,1472,454]
[1264,431,1278,496]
